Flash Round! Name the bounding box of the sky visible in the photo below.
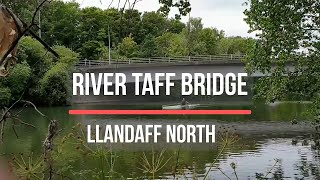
[66,0,254,38]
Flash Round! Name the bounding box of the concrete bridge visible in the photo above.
[75,55,294,83]
[72,55,294,104]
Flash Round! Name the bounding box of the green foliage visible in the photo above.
[158,0,191,19]
[41,46,79,105]
[78,7,109,45]
[140,12,168,38]
[154,32,189,57]
[38,1,192,59]
[121,9,143,43]
[182,18,227,55]
[167,34,188,56]
[0,37,78,106]
[42,1,81,49]
[40,63,69,106]
[6,0,249,61]
[4,62,32,101]
[141,35,158,57]
[54,46,79,66]
[218,37,255,55]
[155,32,176,57]
[0,87,11,107]
[192,41,208,55]
[39,46,79,105]
[167,19,186,34]
[18,37,53,75]
[198,28,224,55]
[117,35,139,58]
[244,0,320,117]
[1,0,252,106]
[79,41,106,60]
[1,0,37,21]
[17,37,53,103]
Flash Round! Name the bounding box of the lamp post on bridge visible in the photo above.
[108,24,111,65]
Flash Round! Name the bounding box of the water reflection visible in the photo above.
[201,138,320,179]
[0,102,319,179]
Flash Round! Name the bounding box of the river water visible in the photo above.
[1,102,319,179]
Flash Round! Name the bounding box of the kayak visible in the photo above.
[162,104,201,110]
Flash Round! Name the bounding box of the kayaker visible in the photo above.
[181,98,189,106]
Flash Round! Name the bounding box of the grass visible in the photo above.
[10,153,45,180]
[138,148,172,180]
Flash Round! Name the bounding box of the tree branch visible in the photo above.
[0,0,59,67]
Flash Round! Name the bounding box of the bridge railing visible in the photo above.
[76,54,245,67]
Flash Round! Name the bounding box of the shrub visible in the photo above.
[40,63,69,105]
[0,87,11,106]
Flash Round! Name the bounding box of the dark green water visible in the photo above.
[1,102,319,179]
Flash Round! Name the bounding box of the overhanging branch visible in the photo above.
[0,0,59,67]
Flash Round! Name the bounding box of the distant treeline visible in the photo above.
[3,0,255,60]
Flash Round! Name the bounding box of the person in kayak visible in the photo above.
[181,98,189,105]
[181,98,190,110]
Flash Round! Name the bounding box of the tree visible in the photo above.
[0,37,79,106]
[141,35,158,57]
[244,0,320,112]
[218,37,255,55]
[79,41,107,60]
[39,44,79,105]
[54,45,79,66]
[3,62,31,101]
[40,63,69,105]
[121,9,142,43]
[167,34,188,56]
[192,41,208,55]
[1,0,37,21]
[158,0,191,19]
[104,8,122,45]
[199,28,224,55]
[0,87,11,106]
[78,7,108,47]
[155,32,175,57]
[140,12,168,39]
[18,37,53,86]
[183,18,205,55]
[155,32,188,57]
[41,1,81,49]
[181,18,226,55]
[167,19,186,34]
[117,35,139,58]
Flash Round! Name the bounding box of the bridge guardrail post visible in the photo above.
[189,56,191,62]
[169,57,170,63]
[149,58,151,63]
[129,59,131,64]
[231,54,233,60]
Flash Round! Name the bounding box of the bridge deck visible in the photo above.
[76,54,245,69]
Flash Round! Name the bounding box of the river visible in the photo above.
[0,101,319,179]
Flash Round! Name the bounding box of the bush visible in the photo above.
[117,36,139,58]
[0,36,79,106]
[40,63,69,105]
[18,37,53,77]
[54,45,79,66]
[4,62,31,101]
[79,40,106,60]
[0,87,11,106]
